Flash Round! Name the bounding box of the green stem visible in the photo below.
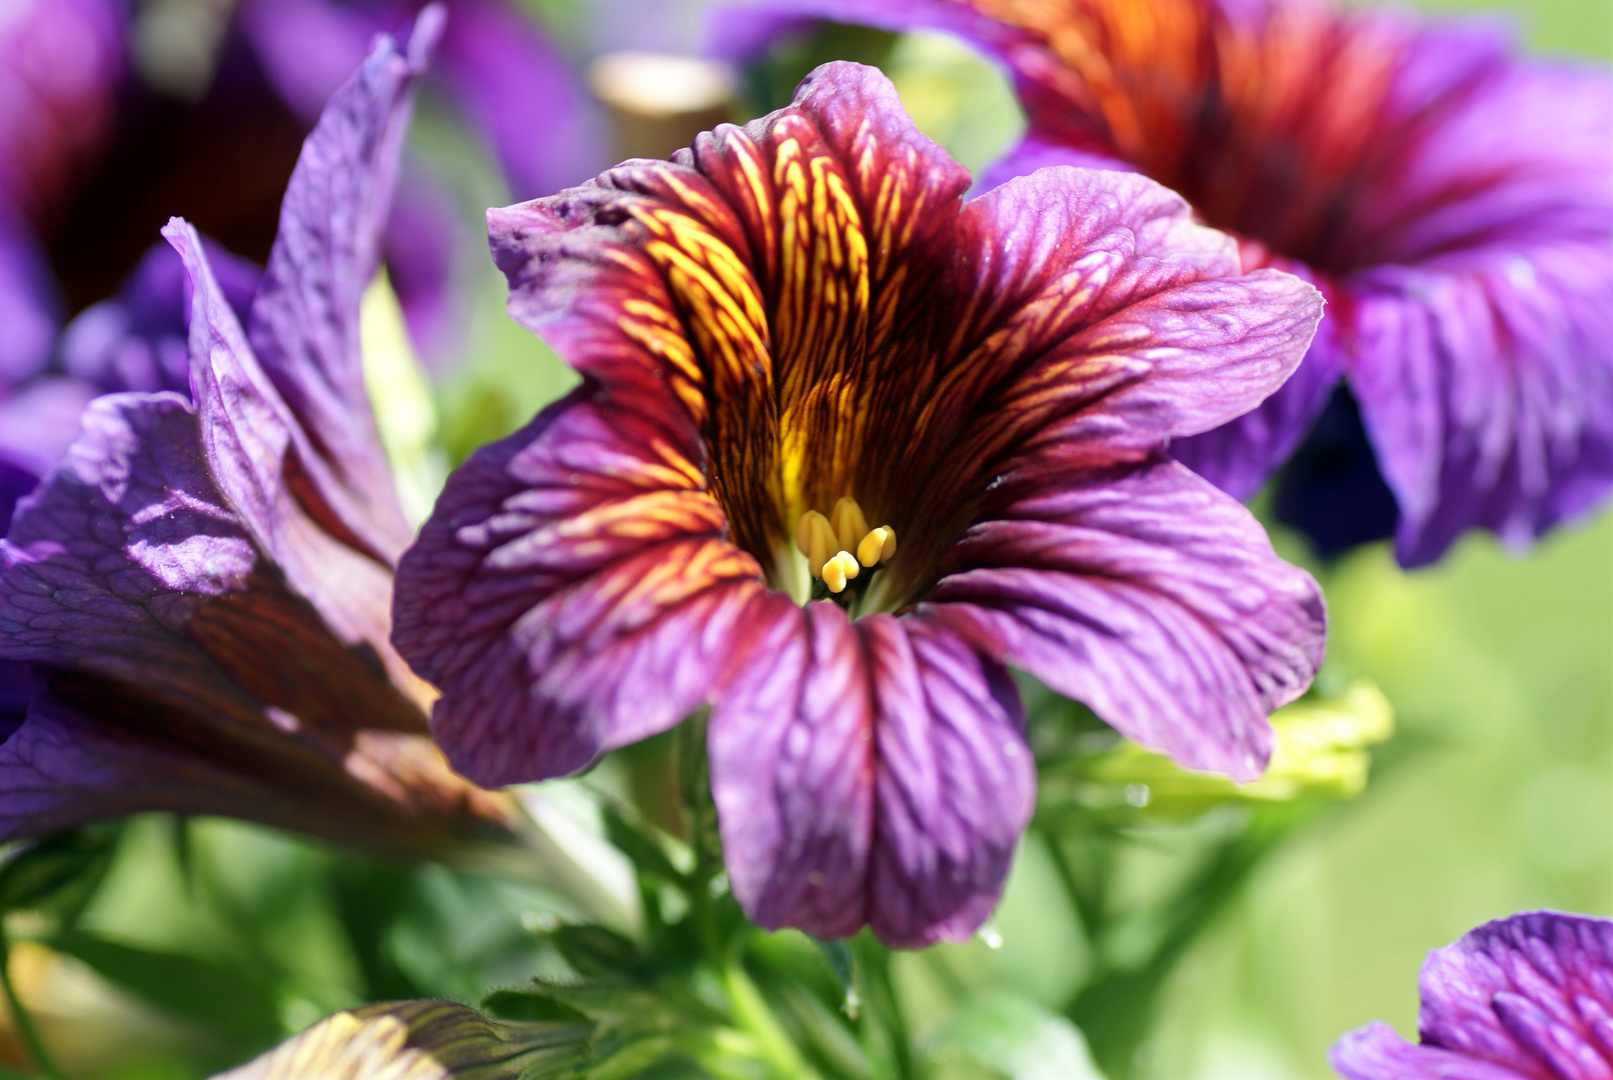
[0,926,63,1080]
[1066,802,1325,1078]
[724,962,818,1080]
[852,935,913,1080]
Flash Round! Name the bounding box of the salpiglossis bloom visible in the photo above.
[0,13,617,911]
[394,61,1326,945]
[716,0,1613,566]
[1332,911,1613,1080]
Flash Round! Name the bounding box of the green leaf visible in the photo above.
[810,938,854,993]
[0,824,120,917]
[50,928,282,1040]
[600,805,686,886]
[928,992,1106,1080]
[552,925,638,978]
[482,989,591,1025]
[210,999,594,1079]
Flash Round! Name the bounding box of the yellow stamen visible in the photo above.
[795,510,838,577]
[795,500,895,588]
[857,526,896,567]
[830,496,870,553]
[822,550,859,593]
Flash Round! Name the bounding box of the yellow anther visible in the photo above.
[821,550,859,593]
[795,510,838,578]
[857,525,897,567]
[830,496,870,553]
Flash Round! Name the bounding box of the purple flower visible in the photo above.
[392,61,1326,946]
[1332,911,1613,1080]
[0,10,537,869]
[240,0,601,201]
[0,0,124,384]
[60,236,261,397]
[713,0,1613,567]
[238,0,603,359]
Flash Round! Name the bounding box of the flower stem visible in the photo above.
[723,961,817,1080]
[0,926,63,1080]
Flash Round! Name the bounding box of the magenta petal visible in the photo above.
[392,390,766,787]
[237,0,377,122]
[928,458,1323,780]
[708,597,875,941]
[1417,913,1613,1080]
[957,167,1323,461]
[866,615,1032,947]
[0,377,100,483]
[709,602,1032,948]
[1331,1021,1536,1080]
[1171,252,1346,500]
[243,11,439,566]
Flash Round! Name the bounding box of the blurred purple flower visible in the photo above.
[241,0,600,200]
[713,0,1613,567]
[0,10,532,864]
[0,0,124,384]
[392,61,1326,946]
[238,0,603,358]
[60,236,261,396]
[1332,911,1613,1080]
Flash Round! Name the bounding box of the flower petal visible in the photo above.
[1169,247,1345,500]
[213,999,591,1080]
[0,204,57,387]
[971,141,1345,505]
[708,599,1032,947]
[1331,1021,1536,1080]
[166,220,401,667]
[392,389,767,787]
[0,393,256,681]
[0,376,100,487]
[243,11,440,566]
[1415,912,1613,1080]
[927,458,1324,780]
[1347,239,1613,566]
[61,236,259,396]
[489,59,975,560]
[0,691,260,842]
[942,167,1322,465]
[0,393,519,852]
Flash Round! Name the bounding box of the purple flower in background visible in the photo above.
[241,0,601,201]
[0,238,254,546]
[714,0,1613,566]
[0,0,123,384]
[60,236,262,397]
[238,0,603,360]
[0,10,535,868]
[393,61,1326,946]
[1332,911,1613,1080]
